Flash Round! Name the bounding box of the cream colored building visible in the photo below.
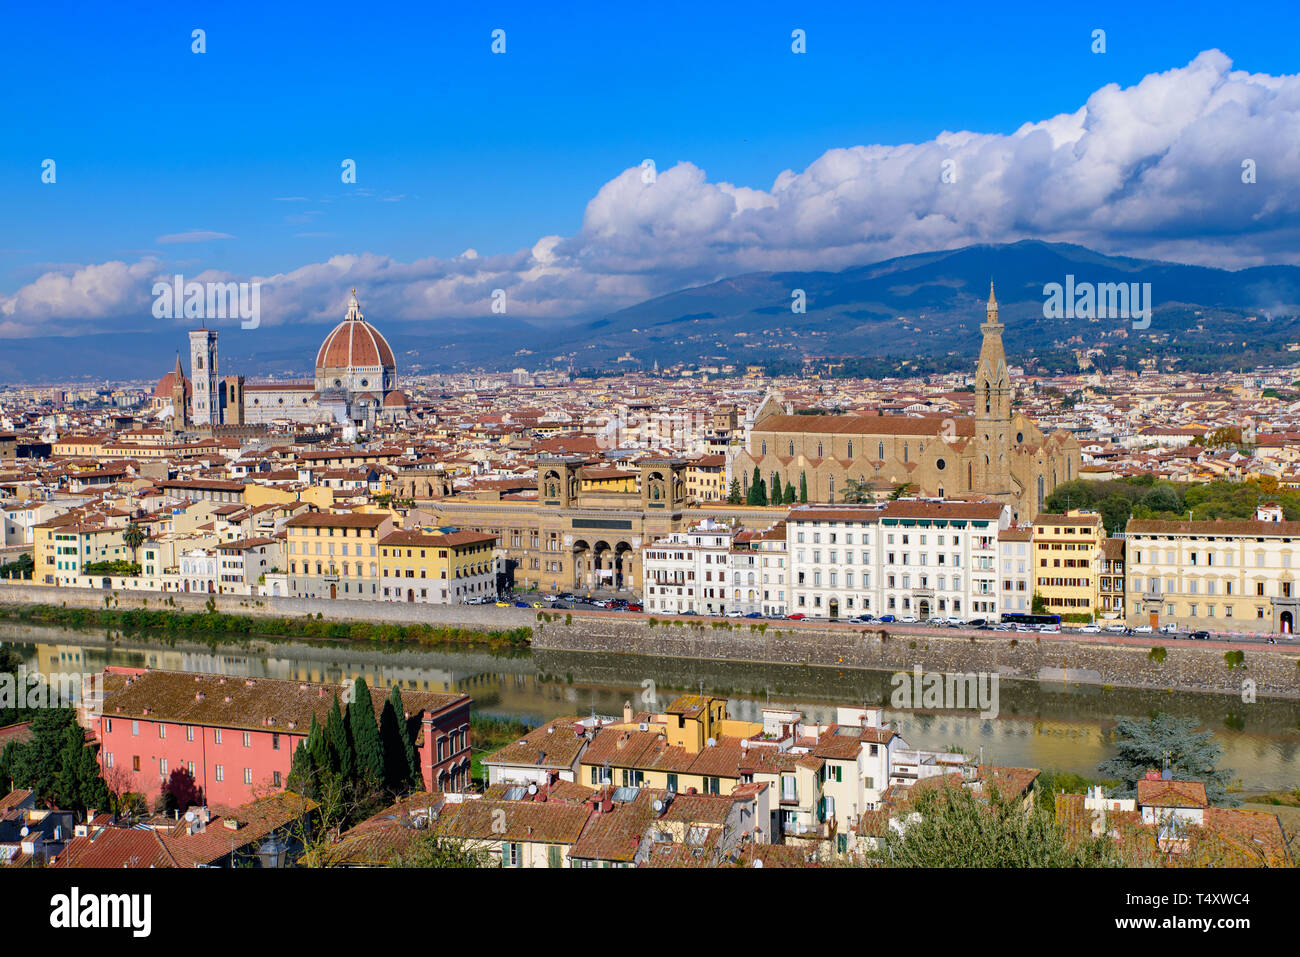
[1126,503,1300,633]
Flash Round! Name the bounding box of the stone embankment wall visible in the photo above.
[531,612,1300,700]
[0,582,535,632]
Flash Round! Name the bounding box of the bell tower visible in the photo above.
[974,282,1013,495]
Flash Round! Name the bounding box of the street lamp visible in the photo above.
[258,835,288,869]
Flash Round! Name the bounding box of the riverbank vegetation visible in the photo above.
[0,602,531,649]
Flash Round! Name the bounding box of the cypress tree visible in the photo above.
[748,466,763,505]
[325,694,355,781]
[770,474,783,506]
[799,471,809,503]
[783,482,796,505]
[347,678,385,785]
[388,685,421,785]
[288,740,317,798]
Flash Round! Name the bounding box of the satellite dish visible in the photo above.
[185,810,197,822]
[20,826,29,837]
[752,858,763,868]
[527,783,538,795]
[652,799,664,813]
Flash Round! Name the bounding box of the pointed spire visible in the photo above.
[985,279,1001,326]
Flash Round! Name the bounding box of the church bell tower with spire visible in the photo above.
[973,282,1013,496]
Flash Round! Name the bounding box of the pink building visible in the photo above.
[90,667,471,806]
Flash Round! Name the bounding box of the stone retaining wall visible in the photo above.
[532,613,1300,700]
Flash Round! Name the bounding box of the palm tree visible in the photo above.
[123,522,146,566]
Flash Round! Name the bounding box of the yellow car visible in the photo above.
[532,601,545,608]
[495,600,510,607]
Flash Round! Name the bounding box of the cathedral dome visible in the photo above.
[315,290,396,373]
[154,370,191,400]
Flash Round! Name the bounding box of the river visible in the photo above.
[4,620,1299,794]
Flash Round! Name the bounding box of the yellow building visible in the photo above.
[378,527,497,604]
[1031,510,1105,619]
[284,511,393,600]
[35,520,131,585]
[577,695,762,796]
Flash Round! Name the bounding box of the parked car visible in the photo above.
[899,616,918,624]
[877,614,896,623]
[744,612,763,619]
[787,613,806,620]
[1078,624,1101,633]
[1131,624,1153,634]
[495,600,510,607]
[1190,630,1210,640]
[946,617,966,626]
[1159,623,1177,634]
[627,603,643,612]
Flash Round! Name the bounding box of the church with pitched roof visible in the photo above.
[730,285,1080,520]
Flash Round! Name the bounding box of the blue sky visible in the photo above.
[2,0,1299,332]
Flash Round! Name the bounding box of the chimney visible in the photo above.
[623,700,633,723]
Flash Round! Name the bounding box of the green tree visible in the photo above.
[799,471,808,503]
[783,482,796,505]
[870,781,1119,867]
[1097,713,1236,806]
[769,474,783,506]
[748,467,763,506]
[388,685,421,785]
[1137,484,1183,516]
[726,477,743,505]
[841,477,872,504]
[390,828,490,868]
[0,708,110,812]
[325,694,355,781]
[347,678,385,786]
[123,522,146,565]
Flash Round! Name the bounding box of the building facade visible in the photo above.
[731,286,1081,521]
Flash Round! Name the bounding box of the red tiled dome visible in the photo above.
[315,290,395,371]
[383,390,409,408]
[154,371,191,400]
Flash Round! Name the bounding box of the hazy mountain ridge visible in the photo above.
[6,241,1300,384]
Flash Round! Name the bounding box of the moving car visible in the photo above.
[787,613,806,620]
[899,616,918,623]
[877,614,896,623]
[1078,624,1101,633]
[1131,624,1153,634]
[1190,630,1210,640]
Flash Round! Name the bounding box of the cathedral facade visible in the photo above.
[152,289,408,433]
[731,286,1080,521]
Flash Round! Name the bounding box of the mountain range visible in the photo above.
[5,241,1300,385]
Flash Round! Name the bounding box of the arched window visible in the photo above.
[903,443,909,463]
[828,476,835,500]
[817,442,824,458]
[761,441,767,456]
[1037,475,1045,509]
[847,441,854,458]
[878,442,884,460]
[968,463,973,490]
[984,383,991,414]
[788,441,794,456]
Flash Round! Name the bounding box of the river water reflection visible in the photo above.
[5,621,1299,793]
